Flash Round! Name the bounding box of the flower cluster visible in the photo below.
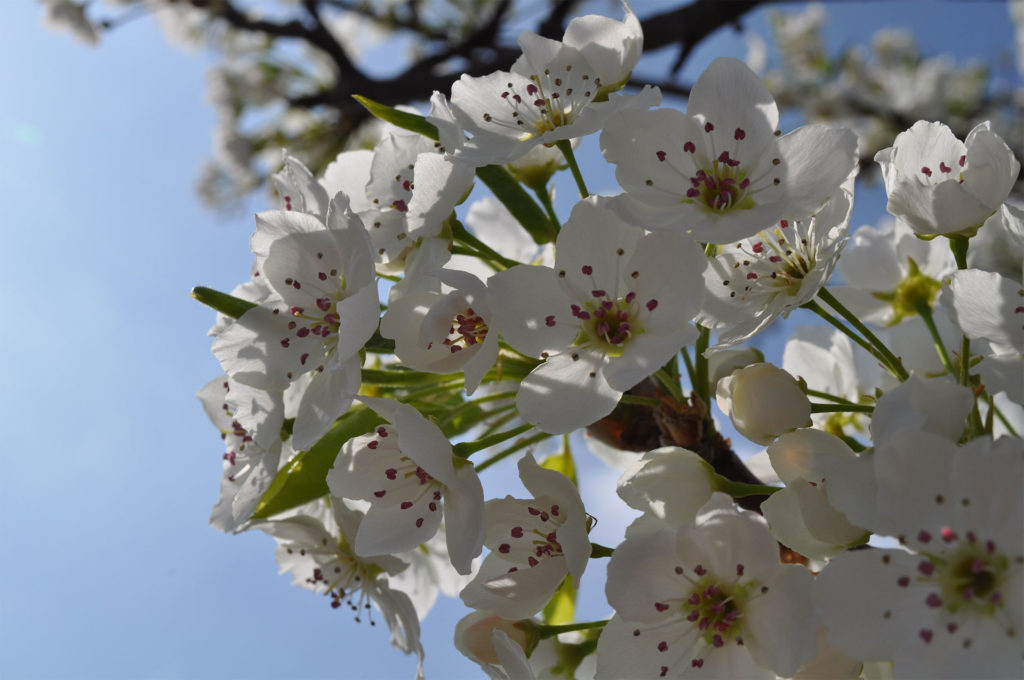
[195,3,1023,678]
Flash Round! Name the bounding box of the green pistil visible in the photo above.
[935,546,1009,616]
[683,577,754,647]
[573,299,643,358]
[872,257,941,324]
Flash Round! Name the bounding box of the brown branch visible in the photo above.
[637,0,764,74]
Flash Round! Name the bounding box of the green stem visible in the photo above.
[494,353,543,383]
[949,236,970,270]
[803,300,884,364]
[454,422,534,458]
[477,410,519,439]
[451,219,522,269]
[362,368,463,386]
[915,303,955,376]
[439,391,518,427]
[537,619,609,640]
[959,335,972,387]
[805,389,858,405]
[654,368,684,404]
[399,381,465,403]
[531,184,561,233]
[811,403,874,414]
[619,394,664,409]
[681,346,697,393]
[987,394,1020,438]
[694,324,711,406]
[713,475,780,498]
[835,432,868,452]
[476,164,558,244]
[809,293,910,381]
[450,244,505,271]
[819,288,909,380]
[590,543,615,559]
[474,432,553,472]
[556,140,589,198]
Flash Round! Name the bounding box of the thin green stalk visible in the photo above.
[805,389,858,405]
[654,368,684,404]
[987,394,1020,438]
[400,381,466,402]
[439,390,518,427]
[915,302,955,376]
[556,140,589,198]
[818,288,909,381]
[681,346,697,393]
[440,402,517,436]
[835,432,868,452]
[476,409,519,437]
[985,393,996,435]
[713,475,780,498]
[450,244,506,271]
[475,432,553,472]
[693,324,711,406]
[811,403,874,414]
[537,619,609,640]
[455,422,534,458]
[803,300,884,365]
[949,236,970,270]
[959,335,972,387]
[451,219,523,269]
[532,185,561,233]
[362,368,463,386]
[806,296,905,385]
[619,394,664,409]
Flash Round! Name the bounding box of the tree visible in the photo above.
[41,0,1022,206]
[41,1,1024,677]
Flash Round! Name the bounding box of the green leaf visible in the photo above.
[191,286,257,319]
[542,574,577,626]
[364,331,396,354]
[540,435,577,485]
[362,368,463,386]
[476,164,558,245]
[250,405,383,520]
[353,95,439,141]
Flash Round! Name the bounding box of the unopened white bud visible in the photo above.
[454,612,537,666]
[716,363,811,445]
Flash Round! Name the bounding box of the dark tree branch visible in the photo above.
[537,0,581,39]
[317,0,451,42]
[637,0,764,58]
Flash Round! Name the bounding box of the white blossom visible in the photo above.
[601,57,857,243]
[460,453,590,619]
[327,397,485,575]
[598,494,817,679]
[875,120,1020,236]
[490,196,705,433]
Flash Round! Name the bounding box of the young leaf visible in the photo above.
[476,164,558,245]
[250,405,383,520]
[352,95,439,141]
[542,574,577,626]
[191,286,257,319]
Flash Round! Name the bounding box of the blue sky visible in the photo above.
[1,2,1018,678]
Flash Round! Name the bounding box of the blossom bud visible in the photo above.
[706,347,765,391]
[874,120,1019,237]
[453,612,539,665]
[716,363,812,445]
